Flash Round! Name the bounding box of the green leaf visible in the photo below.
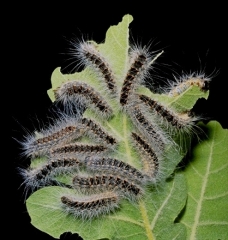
[47,14,133,102]
[25,14,213,240]
[98,14,132,82]
[26,173,187,240]
[136,85,209,113]
[179,121,228,239]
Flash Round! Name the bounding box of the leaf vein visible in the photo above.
[108,216,144,227]
[189,163,203,178]
[209,162,228,174]
[190,127,215,240]
[188,192,198,203]
[150,178,176,229]
[198,221,228,226]
[204,191,228,200]
[181,221,192,229]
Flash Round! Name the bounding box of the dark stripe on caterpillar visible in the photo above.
[61,191,119,219]
[85,156,145,183]
[131,132,159,179]
[54,81,113,118]
[72,174,143,201]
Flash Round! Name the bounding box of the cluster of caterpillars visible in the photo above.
[20,40,210,219]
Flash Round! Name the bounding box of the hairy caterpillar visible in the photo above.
[131,132,160,180]
[72,174,144,201]
[61,191,120,219]
[20,114,85,158]
[17,14,214,236]
[54,81,113,118]
[130,105,171,153]
[72,40,117,94]
[138,94,200,134]
[81,118,118,147]
[50,143,108,157]
[19,157,81,197]
[120,45,155,106]
[84,156,146,183]
[165,73,211,97]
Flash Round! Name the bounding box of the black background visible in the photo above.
[11,3,227,240]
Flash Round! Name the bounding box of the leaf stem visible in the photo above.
[139,201,154,240]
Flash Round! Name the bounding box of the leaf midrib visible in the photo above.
[167,87,195,106]
[189,125,215,240]
[139,201,155,240]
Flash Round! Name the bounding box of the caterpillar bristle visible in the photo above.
[73,40,117,94]
[81,118,118,147]
[19,157,81,198]
[164,73,211,97]
[84,156,145,184]
[54,81,113,119]
[20,115,86,158]
[61,191,120,219]
[50,143,108,157]
[72,174,144,202]
[131,132,160,181]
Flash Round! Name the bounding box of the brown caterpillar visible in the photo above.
[72,174,144,201]
[54,81,113,118]
[131,132,159,180]
[74,41,117,94]
[50,143,108,156]
[19,157,81,195]
[84,156,145,183]
[20,115,85,158]
[130,105,169,153]
[81,118,117,147]
[165,74,211,97]
[120,45,151,106]
[138,94,197,130]
[61,191,120,219]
